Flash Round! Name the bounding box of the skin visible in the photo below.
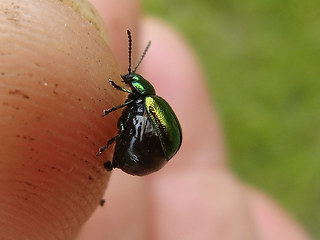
[0,0,312,239]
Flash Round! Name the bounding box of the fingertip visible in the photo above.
[0,0,123,238]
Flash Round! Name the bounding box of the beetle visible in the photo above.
[97,30,182,176]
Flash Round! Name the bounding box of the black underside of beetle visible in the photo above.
[112,96,168,176]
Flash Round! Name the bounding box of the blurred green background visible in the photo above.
[144,0,320,238]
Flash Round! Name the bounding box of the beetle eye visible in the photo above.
[121,73,135,84]
[121,74,129,83]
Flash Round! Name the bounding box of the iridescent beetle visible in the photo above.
[97,30,182,176]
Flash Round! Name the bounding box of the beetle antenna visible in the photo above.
[127,30,132,73]
[133,41,151,73]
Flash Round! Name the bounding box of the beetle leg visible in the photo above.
[103,161,113,171]
[98,122,125,171]
[96,134,121,156]
[109,79,133,93]
[102,99,133,116]
[103,160,119,171]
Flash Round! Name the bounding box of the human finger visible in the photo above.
[0,1,121,239]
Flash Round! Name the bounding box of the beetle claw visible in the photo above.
[104,161,113,171]
[97,146,106,156]
[102,110,111,116]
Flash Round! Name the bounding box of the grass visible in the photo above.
[144,0,320,237]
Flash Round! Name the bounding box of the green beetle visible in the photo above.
[97,30,182,176]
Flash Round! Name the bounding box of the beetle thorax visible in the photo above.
[122,73,156,96]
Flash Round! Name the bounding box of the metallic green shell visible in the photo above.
[145,96,182,159]
[131,74,156,95]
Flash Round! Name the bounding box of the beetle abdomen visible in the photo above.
[112,98,168,176]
